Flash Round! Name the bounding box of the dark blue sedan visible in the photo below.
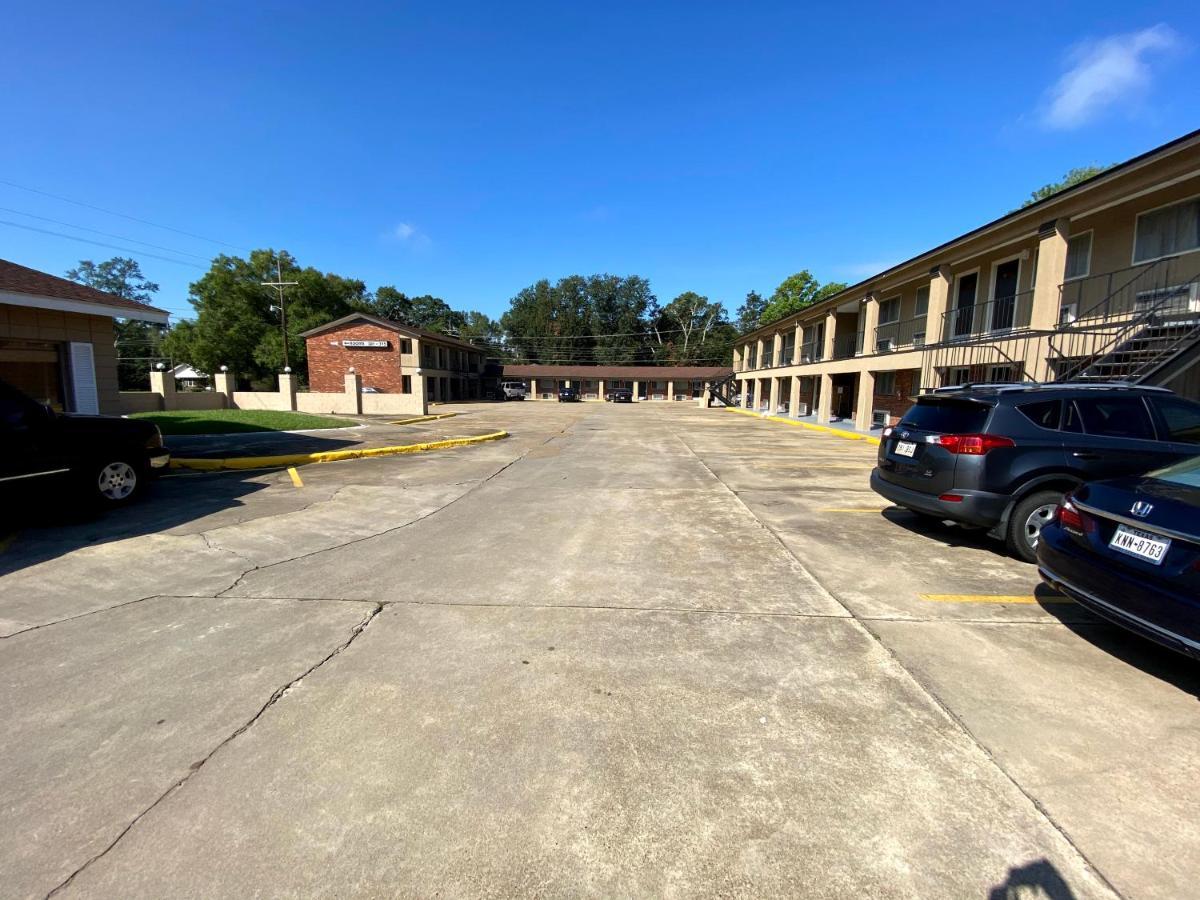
[1038,455,1200,657]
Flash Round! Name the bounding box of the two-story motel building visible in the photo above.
[734,128,1200,431]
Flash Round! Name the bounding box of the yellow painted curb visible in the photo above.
[724,406,882,445]
[170,430,509,471]
[387,412,458,425]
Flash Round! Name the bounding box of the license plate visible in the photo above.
[1109,524,1171,565]
[895,441,917,458]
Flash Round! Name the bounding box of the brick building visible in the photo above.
[302,313,487,403]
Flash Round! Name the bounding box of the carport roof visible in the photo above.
[0,258,169,324]
[501,364,732,379]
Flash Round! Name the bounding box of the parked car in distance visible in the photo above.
[0,378,170,507]
[1038,455,1200,657]
[500,381,527,400]
[870,382,1200,562]
[607,388,634,403]
[558,386,581,402]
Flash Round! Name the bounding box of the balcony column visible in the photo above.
[926,265,952,341]
[854,370,876,432]
[755,337,765,370]
[732,346,742,372]
[789,375,801,417]
[822,310,837,360]
[792,323,803,364]
[816,373,834,423]
[859,293,880,355]
[1032,218,1070,331]
[772,331,783,368]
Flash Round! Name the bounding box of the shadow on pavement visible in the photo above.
[165,430,362,459]
[1036,590,1200,699]
[988,857,1077,900]
[0,471,270,577]
[880,507,1011,557]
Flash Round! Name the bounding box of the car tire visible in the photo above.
[92,457,143,506]
[1006,489,1063,563]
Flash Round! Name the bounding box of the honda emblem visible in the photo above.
[1130,501,1154,518]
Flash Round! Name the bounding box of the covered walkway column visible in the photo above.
[817,373,834,423]
[632,379,640,401]
[854,370,876,432]
[667,381,675,401]
[741,378,751,408]
[768,375,780,414]
[789,375,801,417]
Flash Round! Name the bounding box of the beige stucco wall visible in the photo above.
[0,305,121,413]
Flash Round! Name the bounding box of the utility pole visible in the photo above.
[262,259,299,371]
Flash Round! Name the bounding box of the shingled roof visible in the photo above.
[0,258,169,322]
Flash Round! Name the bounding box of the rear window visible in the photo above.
[1017,400,1061,430]
[1150,455,1200,488]
[900,399,991,434]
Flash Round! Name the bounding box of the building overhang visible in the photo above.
[0,290,170,325]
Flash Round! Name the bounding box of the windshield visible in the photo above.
[1149,455,1200,488]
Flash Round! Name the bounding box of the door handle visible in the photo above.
[1071,452,1100,460]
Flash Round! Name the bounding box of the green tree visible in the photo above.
[736,290,766,332]
[65,257,165,389]
[652,291,731,365]
[173,250,366,387]
[365,287,470,335]
[1022,165,1110,207]
[759,272,848,326]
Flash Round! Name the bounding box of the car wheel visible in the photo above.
[1006,489,1063,563]
[94,458,142,506]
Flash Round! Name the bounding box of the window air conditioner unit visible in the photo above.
[795,402,809,416]
[912,332,926,348]
[801,352,813,364]
[876,338,895,352]
[872,410,890,427]
[1134,282,1200,314]
[1058,303,1077,325]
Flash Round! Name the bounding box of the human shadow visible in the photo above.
[988,857,1077,900]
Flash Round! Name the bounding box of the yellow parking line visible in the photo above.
[287,466,304,488]
[920,593,1073,604]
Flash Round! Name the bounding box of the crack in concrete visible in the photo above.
[43,601,382,899]
[670,422,1126,900]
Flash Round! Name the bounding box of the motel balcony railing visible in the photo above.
[940,290,1035,342]
[873,315,929,352]
[832,334,859,360]
[1058,255,1200,326]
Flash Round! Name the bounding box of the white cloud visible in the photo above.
[1040,24,1182,130]
[385,221,432,250]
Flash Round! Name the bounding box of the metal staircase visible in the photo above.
[708,371,740,406]
[1051,266,1200,384]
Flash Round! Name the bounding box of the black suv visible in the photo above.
[870,383,1200,562]
[558,386,581,402]
[1,378,170,507]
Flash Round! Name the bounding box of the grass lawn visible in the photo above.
[129,409,353,435]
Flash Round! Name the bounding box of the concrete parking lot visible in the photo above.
[1,401,1196,898]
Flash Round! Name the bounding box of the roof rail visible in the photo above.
[930,381,1173,395]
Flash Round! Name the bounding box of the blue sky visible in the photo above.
[2,1,1198,322]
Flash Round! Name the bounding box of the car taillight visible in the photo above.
[937,433,1015,455]
[1056,497,1084,530]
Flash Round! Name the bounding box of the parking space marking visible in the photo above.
[920,593,1073,604]
[287,466,304,488]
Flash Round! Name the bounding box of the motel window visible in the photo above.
[878,296,900,324]
[402,375,412,394]
[876,371,896,395]
[748,346,758,368]
[948,367,970,386]
[914,286,929,317]
[1133,197,1200,263]
[1064,232,1092,280]
[399,339,412,354]
[910,368,922,397]
[781,332,795,361]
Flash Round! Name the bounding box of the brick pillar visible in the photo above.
[344,371,363,414]
[214,370,234,408]
[279,372,298,411]
[149,368,175,411]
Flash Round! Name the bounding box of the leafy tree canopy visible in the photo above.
[758,271,848,326]
[736,290,766,333]
[165,250,366,387]
[1022,165,1110,207]
[651,291,735,365]
[66,257,164,389]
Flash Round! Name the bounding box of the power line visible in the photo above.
[0,219,205,269]
[0,178,247,251]
[0,205,213,261]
